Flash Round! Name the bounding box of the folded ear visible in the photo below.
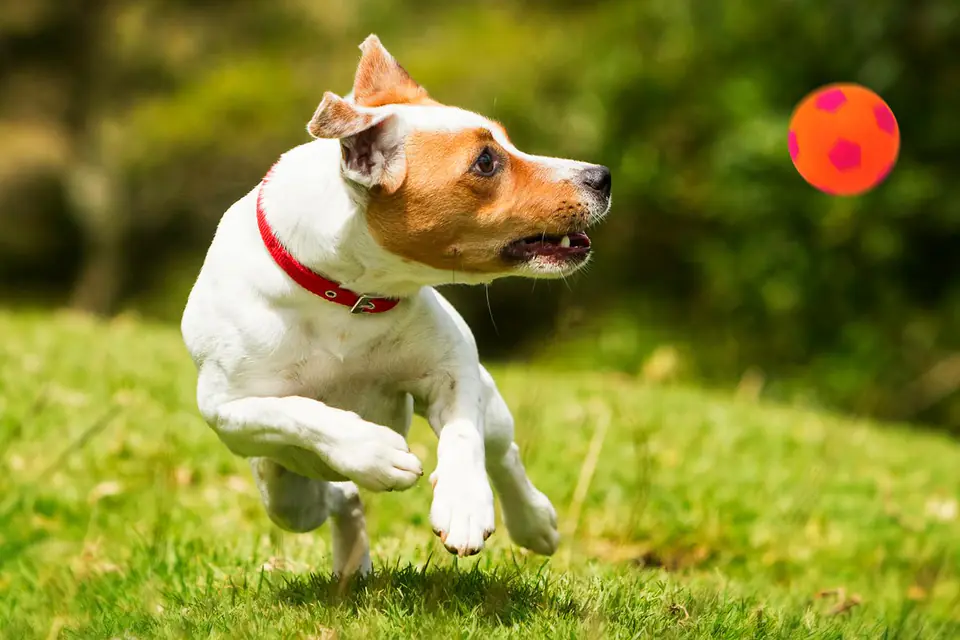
[352,34,430,107]
[307,91,406,192]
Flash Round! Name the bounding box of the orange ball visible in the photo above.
[788,83,900,196]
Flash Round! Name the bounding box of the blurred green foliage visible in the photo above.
[1,0,958,430]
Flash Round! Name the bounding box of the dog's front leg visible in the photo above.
[418,366,496,556]
[204,394,423,492]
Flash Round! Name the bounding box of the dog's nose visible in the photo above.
[578,165,612,198]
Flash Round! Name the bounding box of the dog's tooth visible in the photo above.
[559,235,571,248]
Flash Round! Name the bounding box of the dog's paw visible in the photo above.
[429,467,496,557]
[502,488,560,556]
[322,419,423,492]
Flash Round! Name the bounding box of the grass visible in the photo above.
[1,309,958,639]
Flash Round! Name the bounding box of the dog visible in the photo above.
[181,35,611,577]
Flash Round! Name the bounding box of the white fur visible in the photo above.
[181,102,607,575]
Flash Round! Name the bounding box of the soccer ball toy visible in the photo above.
[788,83,899,196]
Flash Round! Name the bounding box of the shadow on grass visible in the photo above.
[274,561,583,626]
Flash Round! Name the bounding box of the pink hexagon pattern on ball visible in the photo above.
[788,130,799,161]
[873,104,896,134]
[815,88,847,112]
[828,138,861,172]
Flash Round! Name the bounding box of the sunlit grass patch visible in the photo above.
[1,310,958,638]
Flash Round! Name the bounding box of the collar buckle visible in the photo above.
[350,295,377,314]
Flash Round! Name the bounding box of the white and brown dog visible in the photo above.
[181,35,611,576]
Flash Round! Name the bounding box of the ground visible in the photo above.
[1,310,958,639]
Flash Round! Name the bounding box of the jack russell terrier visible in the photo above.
[181,35,612,577]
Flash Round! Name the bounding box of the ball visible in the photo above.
[787,83,899,196]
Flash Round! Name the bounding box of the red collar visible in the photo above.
[255,165,400,314]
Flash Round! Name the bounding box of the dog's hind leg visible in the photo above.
[327,481,373,577]
[251,458,372,576]
[478,365,561,556]
[251,457,331,532]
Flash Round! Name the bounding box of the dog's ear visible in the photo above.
[351,34,430,107]
[307,91,406,193]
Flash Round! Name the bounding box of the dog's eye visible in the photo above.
[471,148,500,177]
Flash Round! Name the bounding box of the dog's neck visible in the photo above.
[259,140,427,299]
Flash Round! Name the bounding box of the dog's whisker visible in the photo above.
[485,284,499,336]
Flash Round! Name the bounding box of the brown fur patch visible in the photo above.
[353,35,437,108]
[365,128,587,273]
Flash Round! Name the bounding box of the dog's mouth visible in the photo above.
[502,232,591,263]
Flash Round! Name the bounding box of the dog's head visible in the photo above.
[308,35,611,282]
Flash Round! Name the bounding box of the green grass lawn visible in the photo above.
[1,310,958,639]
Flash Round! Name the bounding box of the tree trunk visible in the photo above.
[63,0,127,315]
[66,161,125,315]
[68,234,124,315]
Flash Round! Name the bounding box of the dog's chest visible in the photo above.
[256,314,420,414]
[275,318,376,381]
